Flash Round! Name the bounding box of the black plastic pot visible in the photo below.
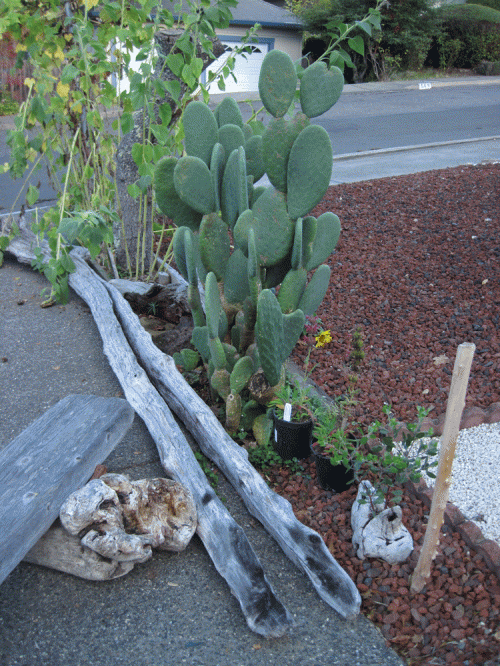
[272,411,313,460]
[311,444,354,492]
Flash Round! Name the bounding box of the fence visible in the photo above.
[0,34,33,103]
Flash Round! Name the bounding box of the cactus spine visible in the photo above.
[154,50,344,436]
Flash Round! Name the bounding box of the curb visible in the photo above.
[332,136,500,162]
[409,479,500,583]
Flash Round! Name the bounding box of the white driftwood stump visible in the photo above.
[60,474,197,562]
[351,481,413,565]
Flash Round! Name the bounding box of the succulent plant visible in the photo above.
[153,50,344,437]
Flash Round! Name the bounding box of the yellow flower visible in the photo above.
[56,81,70,98]
[15,44,27,53]
[315,330,332,348]
[24,77,36,88]
[84,0,100,9]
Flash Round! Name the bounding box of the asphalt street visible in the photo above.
[0,75,499,212]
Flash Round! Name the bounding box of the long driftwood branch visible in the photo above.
[101,280,362,619]
[6,214,361,621]
[5,223,293,638]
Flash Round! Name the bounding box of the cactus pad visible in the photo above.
[183,101,219,165]
[300,62,344,118]
[258,50,297,118]
[154,157,202,231]
[306,212,341,270]
[262,114,309,193]
[221,147,248,229]
[223,249,250,305]
[214,96,244,128]
[174,156,216,215]
[286,124,333,219]
[277,267,307,313]
[245,135,265,183]
[255,289,285,386]
[210,142,226,213]
[199,213,230,281]
[218,124,245,160]
[298,264,331,316]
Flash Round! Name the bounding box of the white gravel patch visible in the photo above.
[419,422,500,546]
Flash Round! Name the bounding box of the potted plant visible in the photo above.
[310,405,359,492]
[267,382,317,460]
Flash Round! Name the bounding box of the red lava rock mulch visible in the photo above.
[278,162,500,665]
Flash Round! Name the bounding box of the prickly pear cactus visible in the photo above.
[153,50,344,439]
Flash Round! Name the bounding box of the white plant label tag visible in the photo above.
[419,82,432,90]
[283,403,292,422]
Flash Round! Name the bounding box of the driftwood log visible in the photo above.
[24,522,136,581]
[5,214,361,630]
[5,221,293,638]
[0,394,134,585]
[102,276,362,620]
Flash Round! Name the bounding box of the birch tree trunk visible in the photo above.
[410,342,475,593]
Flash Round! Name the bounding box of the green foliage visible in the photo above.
[354,405,439,508]
[0,0,253,300]
[247,438,304,474]
[433,3,500,68]
[0,93,19,116]
[468,0,500,11]
[287,0,435,81]
[155,50,345,434]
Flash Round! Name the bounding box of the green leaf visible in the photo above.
[26,184,39,207]
[166,52,184,77]
[120,112,135,135]
[348,35,365,56]
[165,80,181,102]
[158,102,172,126]
[60,64,80,84]
[356,19,372,36]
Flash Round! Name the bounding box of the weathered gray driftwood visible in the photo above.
[0,394,134,585]
[6,219,360,626]
[5,225,293,637]
[103,280,362,619]
[24,523,136,580]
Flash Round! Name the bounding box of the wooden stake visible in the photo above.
[410,342,475,593]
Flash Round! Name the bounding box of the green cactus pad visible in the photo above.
[223,249,250,305]
[154,157,202,231]
[214,96,244,128]
[172,226,190,281]
[211,367,231,398]
[291,218,303,270]
[230,356,254,394]
[242,124,253,141]
[209,338,228,371]
[245,135,265,183]
[256,288,285,386]
[182,101,219,165]
[252,413,273,446]
[221,147,248,230]
[306,212,341,270]
[298,264,331,316]
[262,114,309,193]
[218,124,245,160]
[199,213,230,281]
[287,124,333,219]
[282,308,306,359]
[205,271,222,340]
[174,156,216,215]
[192,326,209,361]
[174,348,200,372]
[210,142,226,213]
[300,62,344,118]
[301,215,317,268]
[223,343,238,370]
[277,267,307,313]
[258,50,297,118]
[225,392,242,432]
[250,185,267,207]
[235,188,294,267]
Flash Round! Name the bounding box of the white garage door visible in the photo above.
[205,41,269,93]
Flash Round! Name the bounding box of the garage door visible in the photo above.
[205,41,269,93]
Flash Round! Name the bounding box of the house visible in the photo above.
[164,0,303,93]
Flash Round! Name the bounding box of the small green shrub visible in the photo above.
[433,3,500,68]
